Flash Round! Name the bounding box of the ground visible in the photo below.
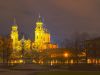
[1,70,100,75]
[0,64,100,75]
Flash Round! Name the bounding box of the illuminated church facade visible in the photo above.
[10,16,58,52]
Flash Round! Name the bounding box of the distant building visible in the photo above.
[84,37,100,64]
[10,15,58,51]
[32,15,58,51]
[10,18,22,50]
[84,37,100,57]
[10,18,31,52]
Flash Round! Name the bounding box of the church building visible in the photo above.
[32,15,58,51]
[10,15,58,52]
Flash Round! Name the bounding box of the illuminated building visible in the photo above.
[10,16,58,51]
[10,16,58,64]
[10,18,32,51]
[10,18,21,50]
[32,15,58,51]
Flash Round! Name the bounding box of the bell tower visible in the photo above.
[35,15,44,44]
[33,15,58,50]
[11,18,19,50]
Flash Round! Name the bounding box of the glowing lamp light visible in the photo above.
[19,60,23,63]
[64,52,69,57]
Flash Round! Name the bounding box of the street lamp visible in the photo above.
[64,52,69,58]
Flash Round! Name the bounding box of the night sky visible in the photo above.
[0,0,100,43]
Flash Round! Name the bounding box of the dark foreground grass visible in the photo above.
[36,71,100,75]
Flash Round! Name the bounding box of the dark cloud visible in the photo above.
[0,0,100,41]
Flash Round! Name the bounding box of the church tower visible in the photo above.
[33,15,58,50]
[34,15,44,49]
[34,15,52,50]
[11,18,19,50]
